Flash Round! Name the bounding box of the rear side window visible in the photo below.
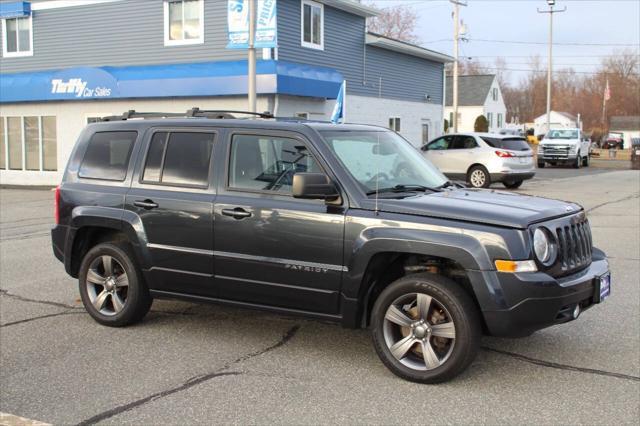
[79,131,137,181]
[481,137,530,151]
[142,131,214,187]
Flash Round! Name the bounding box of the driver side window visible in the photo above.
[228,134,320,193]
[426,136,453,151]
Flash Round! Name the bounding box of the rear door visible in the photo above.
[443,135,478,176]
[124,128,217,297]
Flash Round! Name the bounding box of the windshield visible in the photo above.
[319,130,447,194]
[547,129,579,140]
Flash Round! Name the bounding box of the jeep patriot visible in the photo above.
[51,110,611,383]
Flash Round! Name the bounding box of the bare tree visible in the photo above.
[366,2,419,43]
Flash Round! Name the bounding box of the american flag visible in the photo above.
[604,79,611,102]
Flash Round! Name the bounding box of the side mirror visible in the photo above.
[292,173,340,201]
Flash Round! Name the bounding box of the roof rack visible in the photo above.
[100,108,274,122]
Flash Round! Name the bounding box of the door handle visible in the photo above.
[221,208,252,219]
[134,199,158,209]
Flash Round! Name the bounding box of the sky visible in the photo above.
[370,0,640,84]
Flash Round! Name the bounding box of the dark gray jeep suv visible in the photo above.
[51,110,611,383]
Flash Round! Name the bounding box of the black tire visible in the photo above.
[503,180,523,189]
[371,273,481,384]
[467,165,491,188]
[78,242,152,327]
[537,161,545,168]
[582,154,590,167]
[573,152,582,169]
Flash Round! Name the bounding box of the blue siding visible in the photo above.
[277,0,366,97]
[277,0,443,103]
[364,46,444,104]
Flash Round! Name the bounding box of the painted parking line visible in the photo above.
[0,413,50,426]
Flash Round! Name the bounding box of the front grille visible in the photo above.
[555,218,592,275]
[543,145,571,158]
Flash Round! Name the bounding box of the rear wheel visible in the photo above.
[582,153,590,167]
[78,242,152,327]
[503,180,523,189]
[467,165,491,188]
[371,273,481,383]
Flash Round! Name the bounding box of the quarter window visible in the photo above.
[301,0,323,50]
[142,131,214,187]
[2,16,32,57]
[164,0,204,46]
[79,132,137,181]
[229,134,320,193]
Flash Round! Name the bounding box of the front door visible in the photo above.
[446,135,478,177]
[213,130,346,315]
[124,129,217,296]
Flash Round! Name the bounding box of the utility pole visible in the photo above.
[450,0,467,133]
[538,0,566,134]
[248,0,257,113]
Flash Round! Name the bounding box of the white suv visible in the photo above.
[538,128,590,168]
[422,133,535,189]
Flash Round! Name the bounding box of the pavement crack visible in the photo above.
[76,324,300,425]
[0,310,84,327]
[482,346,640,382]
[0,289,81,310]
[586,193,640,213]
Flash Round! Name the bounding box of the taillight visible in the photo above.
[495,150,515,158]
[54,186,61,225]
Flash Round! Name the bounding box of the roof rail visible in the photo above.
[100,108,274,121]
[186,108,274,119]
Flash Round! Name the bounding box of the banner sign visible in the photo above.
[227,0,277,49]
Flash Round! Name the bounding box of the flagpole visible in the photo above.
[342,80,347,124]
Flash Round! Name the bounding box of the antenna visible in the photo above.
[375,132,380,215]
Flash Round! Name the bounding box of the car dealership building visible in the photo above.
[0,0,452,186]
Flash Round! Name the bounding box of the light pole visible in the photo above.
[538,0,566,134]
[450,0,467,133]
[247,0,257,113]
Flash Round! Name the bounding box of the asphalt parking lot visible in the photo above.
[1,169,639,425]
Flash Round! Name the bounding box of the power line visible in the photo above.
[425,38,640,47]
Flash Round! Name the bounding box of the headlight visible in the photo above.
[570,145,578,153]
[533,227,556,265]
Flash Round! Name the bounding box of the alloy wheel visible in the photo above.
[85,255,129,316]
[470,170,486,188]
[382,292,456,371]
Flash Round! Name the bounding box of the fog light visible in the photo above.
[572,304,581,319]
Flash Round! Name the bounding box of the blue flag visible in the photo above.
[331,80,346,124]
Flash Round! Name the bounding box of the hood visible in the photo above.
[541,138,579,145]
[372,189,582,228]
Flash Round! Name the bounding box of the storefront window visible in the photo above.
[7,117,22,170]
[0,116,57,172]
[24,117,40,171]
[43,117,57,171]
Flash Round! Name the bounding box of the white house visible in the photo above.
[533,111,579,136]
[609,116,640,149]
[444,75,507,133]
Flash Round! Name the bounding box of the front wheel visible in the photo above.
[537,161,546,168]
[78,242,152,327]
[582,153,590,167]
[371,273,481,383]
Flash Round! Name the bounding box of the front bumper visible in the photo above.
[489,172,535,183]
[538,153,579,161]
[481,254,610,337]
